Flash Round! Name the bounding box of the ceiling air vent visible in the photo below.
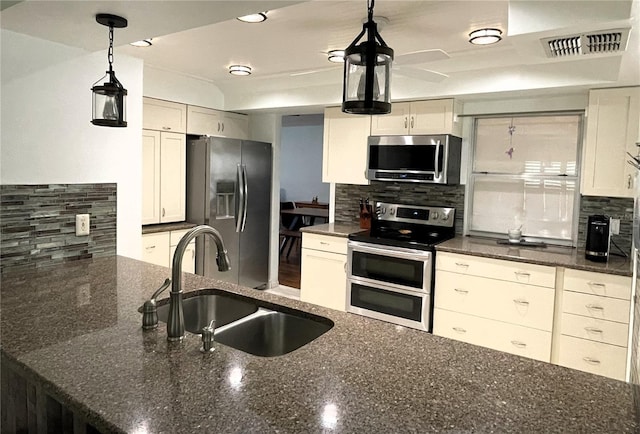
[542,28,630,58]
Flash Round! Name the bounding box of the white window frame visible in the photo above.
[464,111,584,246]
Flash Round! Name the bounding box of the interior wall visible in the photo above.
[143,65,225,109]
[280,114,329,203]
[0,30,144,259]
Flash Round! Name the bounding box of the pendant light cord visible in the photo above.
[107,25,114,73]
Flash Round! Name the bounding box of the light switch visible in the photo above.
[76,214,90,236]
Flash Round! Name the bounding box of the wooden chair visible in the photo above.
[279,201,302,259]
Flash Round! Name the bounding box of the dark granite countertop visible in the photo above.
[299,222,364,237]
[437,236,633,277]
[142,221,198,234]
[1,256,637,433]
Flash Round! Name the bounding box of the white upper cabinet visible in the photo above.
[581,87,640,198]
[187,105,249,139]
[142,130,186,224]
[322,106,371,185]
[143,97,187,133]
[370,99,463,136]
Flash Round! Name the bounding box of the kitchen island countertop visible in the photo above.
[1,256,637,433]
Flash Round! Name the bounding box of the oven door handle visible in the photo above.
[433,139,441,180]
[348,241,433,260]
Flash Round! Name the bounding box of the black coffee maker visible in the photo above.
[585,215,611,262]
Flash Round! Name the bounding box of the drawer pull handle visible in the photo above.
[514,271,530,277]
[583,357,601,365]
[588,282,606,289]
[162,126,172,130]
[320,242,329,245]
[452,327,467,333]
[454,262,469,268]
[454,288,469,294]
[146,245,156,250]
[586,304,604,311]
[584,327,604,334]
[513,299,530,306]
[511,340,527,349]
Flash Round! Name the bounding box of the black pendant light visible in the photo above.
[342,0,394,115]
[91,14,128,128]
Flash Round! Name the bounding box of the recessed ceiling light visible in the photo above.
[237,12,267,23]
[229,65,252,76]
[327,50,345,63]
[469,28,502,45]
[129,39,152,47]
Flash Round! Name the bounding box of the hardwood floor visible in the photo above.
[278,237,301,289]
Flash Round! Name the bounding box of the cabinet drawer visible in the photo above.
[436,252,555,288]
[170,229,192,245]
[563,268,631,300]
[560,313,629,347]
[433,309,552,362]
[562,291,630,324]
[302,233,347,255]
[435,271,554,331]
[557,335,627,381]
[141,232,171,268]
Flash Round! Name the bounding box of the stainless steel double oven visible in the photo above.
[346,203,455,332]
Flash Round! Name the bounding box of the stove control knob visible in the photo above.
[390,208,395,216]
[380,207,386,215]
[432,211,439,220]
[441,213,450,221]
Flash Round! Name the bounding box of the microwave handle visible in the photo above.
[434,140,441,180]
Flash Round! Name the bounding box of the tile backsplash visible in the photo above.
[335,183,466,234]
[336,183,633,256]
[1,184,117,274]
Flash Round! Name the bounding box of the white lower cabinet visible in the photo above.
[434,253,632,381]
[300,233,347,311]
[556,268,631,381]
[434,252,555,362]
[434,309,552,362]
[141,229,195,273]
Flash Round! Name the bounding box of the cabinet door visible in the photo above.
[300,248,347,311]
[221,112,249,139]
[322,107,371,185]
[159,132,186,223]
[142,130,161,225]
[410,99,459,135]
[370,102,410,135]
[143,98,187,133]
[170,241,196,273]
[141,232,171,267]
[187,105,223,136]
[581,87,640,198]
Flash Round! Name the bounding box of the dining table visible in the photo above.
[281,207,329,228]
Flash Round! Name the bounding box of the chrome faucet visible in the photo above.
[167,225,231,341]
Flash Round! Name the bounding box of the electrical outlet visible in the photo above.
[76,214,90,236]
[611,218,620,235]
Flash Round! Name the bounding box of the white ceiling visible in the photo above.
[2,0,639,112]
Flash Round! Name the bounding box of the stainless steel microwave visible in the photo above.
[367,135,462,184]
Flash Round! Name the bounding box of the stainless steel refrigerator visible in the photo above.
[186,136,272,289]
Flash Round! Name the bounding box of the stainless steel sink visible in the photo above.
[153,289,333,357]
[214,308,333,357]
[156,290,258,334]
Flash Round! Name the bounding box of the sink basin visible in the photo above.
[153,288,333,357]
[156,290,258,334]
[214,308,333,357]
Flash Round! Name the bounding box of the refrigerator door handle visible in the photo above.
[241,164,249,232]
[235,164,243,233]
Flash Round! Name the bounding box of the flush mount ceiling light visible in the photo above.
[327,50,345,63]
[229,65,252,76]
[91,14,128,128]
[469,28,502,45]
[129,38,152,47]
[342,0,394,115]
[237,12,267,23]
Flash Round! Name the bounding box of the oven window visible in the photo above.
[368,145,441,171]
[350,283,423,321]
[351,251,424,289]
